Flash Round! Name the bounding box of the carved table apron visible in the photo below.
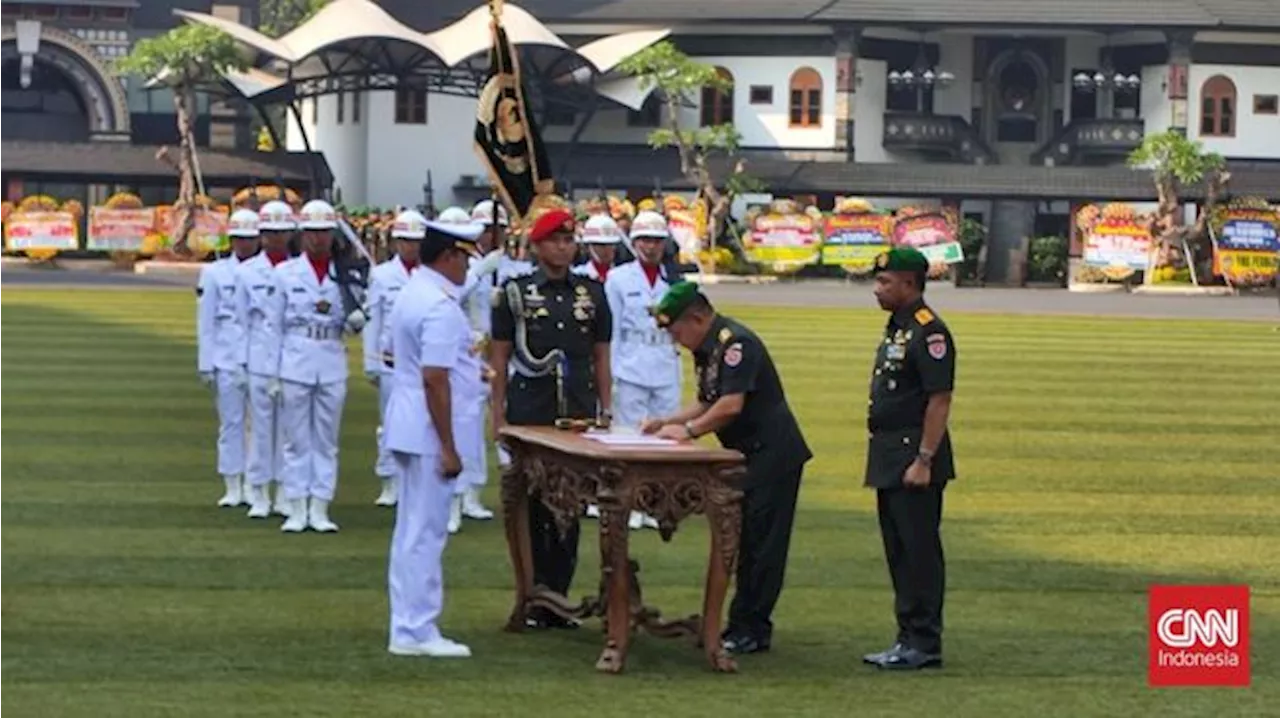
[498,426,746,674]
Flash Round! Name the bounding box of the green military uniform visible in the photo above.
[865,248,956,664]
[654,283,812,650]
[492,268,612,620]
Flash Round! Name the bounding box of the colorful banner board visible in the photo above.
[892,209,963,266]
[745,210,822,266]
[155,207,230,252]
[1212,201,1280,283]
[1077,204,1152,270]
[87,207,156,251]
[3,211,78,251]
[821,213,891,272]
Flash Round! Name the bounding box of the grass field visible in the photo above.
[3,287,1278,717]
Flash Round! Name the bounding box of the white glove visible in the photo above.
[233,366,249,391]
[496,444,512,469]
[199,371,215,388]
[267,378,282,398]
[472,249,504,279]
[345,309,367,334]
[365,369,380,386]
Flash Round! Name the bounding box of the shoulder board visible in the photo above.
[717,327,733,344]
[914,308,935,325]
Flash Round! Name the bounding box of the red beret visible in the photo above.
[528,208,576,244]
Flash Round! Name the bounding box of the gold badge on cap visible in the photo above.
[875,252,890,269]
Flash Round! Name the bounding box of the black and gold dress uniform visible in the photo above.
[865,297,956,657]
[492,268,612,606]
[695,315,812,647]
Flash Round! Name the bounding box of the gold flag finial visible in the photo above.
[489,0,504,20]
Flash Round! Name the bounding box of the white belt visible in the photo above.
[290,325,342,341]
[621,328,669,346]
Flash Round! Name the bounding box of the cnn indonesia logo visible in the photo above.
[1148,585,1250,687]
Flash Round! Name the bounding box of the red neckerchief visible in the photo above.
[401,257,419,273]
[307,254,330,283]
[266,250,288,266]
[641,261,660,288]
[592,260,610,282]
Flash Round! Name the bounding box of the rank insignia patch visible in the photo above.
[927,333,947,360]
[914,308,935,325]
[724,342,743,368]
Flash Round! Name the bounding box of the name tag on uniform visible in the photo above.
[886,345,906,360]
[291,287,306,294]
[626,291,642,298]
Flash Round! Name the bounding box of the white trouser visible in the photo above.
[388,451,453,645]
[376,375,395,478]
[613,379,682,431]
[453,408,487,495]
[246,373,285,487]
[214,369,248,476]
[281,379,347,502]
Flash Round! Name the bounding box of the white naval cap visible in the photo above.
[437,206,473,226]
[257,200,296,231]
[629,210,670,239]
[391,209,429,240]
[470,199,509,227]
[579,214,622,245]
[423,218,483,257]
[297,199,338,230]
[227,208,261,238]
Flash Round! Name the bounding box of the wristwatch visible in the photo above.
[683,421,698,439]
[917,448,935,466]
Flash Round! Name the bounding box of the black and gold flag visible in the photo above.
[473,0,554,226]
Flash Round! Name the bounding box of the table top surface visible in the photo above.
[499,426,744,464]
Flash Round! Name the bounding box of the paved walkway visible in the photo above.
[3,262,1277,321]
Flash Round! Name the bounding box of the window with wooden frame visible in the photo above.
[700,67,734,127]
[788,67,822,128]
[1254,94,1278,115]
[749,85,773,105]
[394,87,427,124]
[1199,75,1236,137]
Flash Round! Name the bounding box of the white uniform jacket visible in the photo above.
[383,267,469,457]
[363,255,414,376]
[461,249,503,337]
[235,252,287,377]
[270,257,353,386]
[197,257,249,373]
[604,261,682,389]
[570,261,604,281]
[495,256,533,285]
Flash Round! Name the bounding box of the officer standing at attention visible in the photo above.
[570,214,621,282]
[197,208,261,508]
[642,281,811,655]
[237,200,296,518]
[383,216,483,659]
[861,247,956,671]
[363,209,425,508]
[489,207,613,629]
[270,199,364,533]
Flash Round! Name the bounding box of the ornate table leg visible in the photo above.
[701,483,743,673]
[595,491,632,674]
[501,450,535,633]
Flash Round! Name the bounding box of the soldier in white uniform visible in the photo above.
[238,200,296,518]
[270,199,363,533]
[571,213,621,282]
[472,199,532,284]
[384,216,483,658]
[362,212,424,507]
[197,208,261,507]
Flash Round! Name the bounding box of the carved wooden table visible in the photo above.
[498,426,746,674]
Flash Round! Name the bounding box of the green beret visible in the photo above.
[650,280,702,328]
[873,247,930,274]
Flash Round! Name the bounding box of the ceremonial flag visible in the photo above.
[473,0,554,226]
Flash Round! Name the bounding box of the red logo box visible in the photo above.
[1148,585,1250,687]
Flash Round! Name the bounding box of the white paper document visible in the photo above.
[581,432,679,447]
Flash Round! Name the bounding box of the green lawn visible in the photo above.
[3,287,1277,717]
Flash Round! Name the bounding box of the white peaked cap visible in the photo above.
[258,200,296,231]
[437,206,473,226]
[629,210,670,239]
[391,209,428,240]
[227,208,261,238]
[470,199,509,227]
[297,199,338,230]
[579,214,622,244]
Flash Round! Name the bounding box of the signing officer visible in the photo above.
[642,281,811,655]
[862,247,957,671]
[489,207,613,629]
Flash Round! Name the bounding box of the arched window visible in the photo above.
[789,67,822,128]
[1200,75,1236,137]
[700,67,734,127]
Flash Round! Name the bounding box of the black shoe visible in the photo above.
[721,633,771,655]
[525,609,581,631]
[876,645,942,671]
[862,642,906,665]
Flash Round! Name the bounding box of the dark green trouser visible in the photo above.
[727,463,803,641]
[876,485,946,654]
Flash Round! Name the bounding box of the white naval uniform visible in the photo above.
[454,254,501,496]
[571,260,608,282]
[197,256,250,479]
[604,261,683,429]
[364,255,416,480]
[384,266,468,647]
[270,257,352,505]
[235,252,288,491]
